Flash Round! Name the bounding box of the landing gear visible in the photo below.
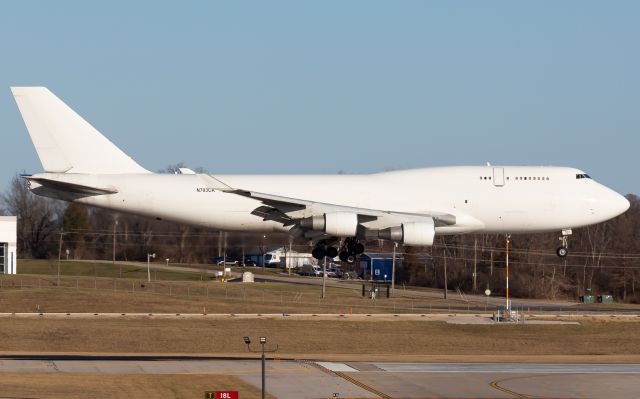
[556,229,572,258]
[326,246,338,258]
[312,240,339,260]
[338,238,365,264]
[312,238,365,264]
[311,246,326,260]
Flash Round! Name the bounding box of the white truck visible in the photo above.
[263,247,314,269]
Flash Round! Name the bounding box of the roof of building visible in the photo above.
[361,252,403,259]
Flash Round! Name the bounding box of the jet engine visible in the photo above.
[300,212,359,237]
[378,220,435,246]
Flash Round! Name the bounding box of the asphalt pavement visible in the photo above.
[2,353,640,399]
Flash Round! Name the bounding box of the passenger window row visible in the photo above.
[514,176,550,181]
[480,176,550,181]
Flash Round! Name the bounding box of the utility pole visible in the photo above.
[57,229,64,286]
[288,241,292,276]
[113,219,119,278]
[490,249,493,276]
[391,242,397,294]
[505,234,511,311]
[473,237,477,293]
[147,253,155,282]
[443,247,448,300]
[223,232,227,264]
[322,256,327,299]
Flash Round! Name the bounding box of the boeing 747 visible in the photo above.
[11,87,630,262]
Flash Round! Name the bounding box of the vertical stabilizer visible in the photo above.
[11,87,149,174]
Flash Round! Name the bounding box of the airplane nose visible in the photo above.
[603,190,630,219]
[614,193,631,216]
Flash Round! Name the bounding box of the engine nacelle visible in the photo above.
[378,220,435,246]
[300,212,359,237]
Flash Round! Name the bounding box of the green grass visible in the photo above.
[9,259,497,314]
[17,259,215,282]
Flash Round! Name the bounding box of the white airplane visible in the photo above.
[11,87,630,262]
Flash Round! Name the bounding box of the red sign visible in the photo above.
[204,391,239,399]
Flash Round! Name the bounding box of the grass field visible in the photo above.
[0,266,476,314]
[17,259,215,281]
[0,317,638,359]
[0,373,266,399]
[4,259,640,363]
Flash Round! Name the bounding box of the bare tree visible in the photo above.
[1,175,61,258]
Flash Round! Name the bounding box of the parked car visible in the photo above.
[241,258,257,267]
[299,264,321,277]
[320,267,337,277]
[212,256,239,266]
[318,264,341,278]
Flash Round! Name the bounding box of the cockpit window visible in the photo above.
[576,173,591,179]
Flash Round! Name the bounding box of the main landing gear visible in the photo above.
[556,229,572,258]
[312,238,365,264]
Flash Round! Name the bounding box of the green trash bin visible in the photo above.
[580,295,596,303]
[598,295,614,304]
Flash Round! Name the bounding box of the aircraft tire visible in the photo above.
[312,247,326,260]
[326,246,338,258]
[556,246,568,257]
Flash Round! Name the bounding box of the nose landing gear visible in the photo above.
[556,229,572,258]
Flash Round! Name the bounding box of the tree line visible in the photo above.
[2,173,638,302]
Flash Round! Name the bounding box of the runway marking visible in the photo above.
[334,371,392,399]
[489,374,557,398]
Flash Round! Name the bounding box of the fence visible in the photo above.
[0,274,507,314]
[0,274,632,315]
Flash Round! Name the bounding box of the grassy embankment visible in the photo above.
[2,259,477,314]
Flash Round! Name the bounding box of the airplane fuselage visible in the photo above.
[29,165,630,236]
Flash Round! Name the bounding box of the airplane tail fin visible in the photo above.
[11,87,150,174]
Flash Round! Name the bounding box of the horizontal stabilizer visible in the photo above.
[23,176,118,195]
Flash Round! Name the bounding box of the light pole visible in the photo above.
[113,219,119,278]
[505,234,511,312]
[322,256,327,299]
[243,336,278,399]
[57,229,65,286]
[391,242,397,294]
[147,253,155,282]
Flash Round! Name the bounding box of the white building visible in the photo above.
[264,247,315,269]
[0,216,17,274]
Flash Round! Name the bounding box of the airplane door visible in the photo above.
[493,168,505,186]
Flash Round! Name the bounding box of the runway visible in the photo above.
[0,356,639,398]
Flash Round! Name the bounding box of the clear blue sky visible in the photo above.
[1,1,638,195]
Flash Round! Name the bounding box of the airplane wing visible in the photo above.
[229,189,456,237]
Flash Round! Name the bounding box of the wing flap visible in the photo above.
[230,189,456,229]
